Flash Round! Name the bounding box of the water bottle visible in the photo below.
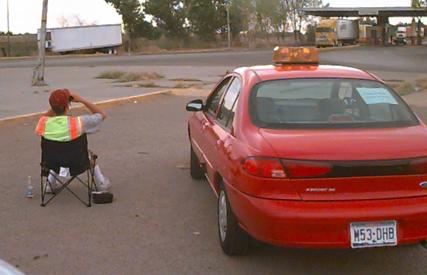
[26,176,34,198]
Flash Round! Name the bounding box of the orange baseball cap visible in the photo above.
[49,89,71,111]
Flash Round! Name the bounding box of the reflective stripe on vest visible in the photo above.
[35,116,49,136]
[35,116,83,142]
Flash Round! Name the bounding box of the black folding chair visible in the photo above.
[40,134,97,207]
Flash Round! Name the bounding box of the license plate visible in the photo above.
[350,221,397,248]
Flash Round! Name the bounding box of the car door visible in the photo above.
[190,76,233,173]
[210,77,241,180]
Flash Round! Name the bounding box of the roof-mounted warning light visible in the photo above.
[273,47,319,65]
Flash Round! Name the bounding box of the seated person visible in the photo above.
[35,89,110,191]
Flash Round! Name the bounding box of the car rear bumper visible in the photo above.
[225,183,427,248]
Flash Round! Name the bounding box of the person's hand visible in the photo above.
[69,93,84,103]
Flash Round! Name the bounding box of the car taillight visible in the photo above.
[409,157,427,174]
[242,157,287,178]
[282,160,332,178]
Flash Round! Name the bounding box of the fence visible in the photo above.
[0,34,38,57]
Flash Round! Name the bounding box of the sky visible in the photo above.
[0,0,422,34]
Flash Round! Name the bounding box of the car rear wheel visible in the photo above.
[190,146,204,179]
[218,184,249,255]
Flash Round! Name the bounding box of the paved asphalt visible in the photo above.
[2,94,427,275]
[1,46,426,73]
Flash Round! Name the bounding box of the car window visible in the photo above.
[217,77,241,129]
[250,78,418,129]
[205,77,232,116]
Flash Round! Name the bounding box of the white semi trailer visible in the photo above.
[39,24,122,54]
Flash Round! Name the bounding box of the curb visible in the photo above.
[317,45,361,52]
[0,48,240,61]
[0,45,361,61]
[0,89,172,125]
[0,53,116,61]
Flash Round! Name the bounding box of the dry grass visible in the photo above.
[387,81,416,96]
[173,82,192,89]
[173,82,206,89]
[96,71,164,82]
[415,77,427,91]
[120,72,164,82]
[136,82,160,88]
[170,78,202,82]
[118,82,164,88]
[383,79,404,83]
[96,70,126,79]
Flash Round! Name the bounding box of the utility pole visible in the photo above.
[6,0,10,57]
[32,0,48,86]
[226,1,231,48]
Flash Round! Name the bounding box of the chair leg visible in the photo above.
[91,158,98,192]
[40,170,94,207]
[87,170,92,207]
[40,176,46,207]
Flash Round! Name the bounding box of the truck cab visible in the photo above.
[315,19,338,47]
[316,19,359,47]
[395,26,407,45]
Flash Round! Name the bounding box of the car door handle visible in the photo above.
[215,139,224,148]
[202,122,210,131]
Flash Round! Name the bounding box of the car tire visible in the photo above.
[218,183,249,256]
[190,146,204,179]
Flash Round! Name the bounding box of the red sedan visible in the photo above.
[186,47,427,255]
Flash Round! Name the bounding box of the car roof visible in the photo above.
[234,65,378,82]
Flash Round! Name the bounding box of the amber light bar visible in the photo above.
[273,46,319,65]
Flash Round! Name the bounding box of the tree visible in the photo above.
[305,24,316,44]
[253,0,291,42]
[412,0,426,7]
[57,15,97,27]
[105,0,143,39]
[254,0,274,40]
[105,0,160,47]
[185,0,225,41]
[285,0,323,42]
[144,0,188,39]
[57,15,70,27]
[228,0,245,37]
[272,0,290,41]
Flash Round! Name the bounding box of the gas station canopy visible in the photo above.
[302,7,427,46]
[302,7,427,17]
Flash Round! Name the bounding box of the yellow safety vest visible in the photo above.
[35,116,83,142]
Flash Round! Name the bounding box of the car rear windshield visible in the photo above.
[250,78,419,129]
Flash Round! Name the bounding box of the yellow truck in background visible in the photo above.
[316,19,359,47]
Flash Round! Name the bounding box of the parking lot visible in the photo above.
[0,92,427,275]
[1,46,427,274]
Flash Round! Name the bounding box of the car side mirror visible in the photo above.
[186,99,204,112]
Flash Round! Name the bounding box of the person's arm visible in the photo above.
[70,93,107,120]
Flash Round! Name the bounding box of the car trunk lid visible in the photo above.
[259,126,427,201]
